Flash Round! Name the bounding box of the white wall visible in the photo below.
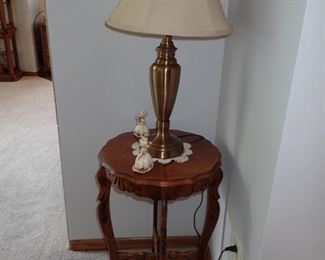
[38,0,45,11]
[215,0,306,259]
[11,0,40,72]
[46,0,226,240]
[260,2,325,260]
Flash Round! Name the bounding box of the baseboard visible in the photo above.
[70,235,199,251]
[22,71,39,76]
[70,236,212,259]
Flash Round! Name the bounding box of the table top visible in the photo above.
[99,130,222,200]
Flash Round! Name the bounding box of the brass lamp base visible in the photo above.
[148,36,184,159]
[148,121,184,159]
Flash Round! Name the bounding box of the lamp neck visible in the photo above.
[156,35,177,65]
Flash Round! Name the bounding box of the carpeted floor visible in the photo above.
[0,77,107,260]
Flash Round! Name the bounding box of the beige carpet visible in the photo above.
[0,77,107,260]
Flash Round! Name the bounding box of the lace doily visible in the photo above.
[132,142,193,164]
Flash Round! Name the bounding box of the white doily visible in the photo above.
[132,142,193,164]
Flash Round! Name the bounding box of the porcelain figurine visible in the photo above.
[133,111,149,138]
[132,136,154,173]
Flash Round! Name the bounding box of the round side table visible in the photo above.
[97,130,223,260]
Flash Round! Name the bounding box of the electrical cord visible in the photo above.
[192,191,238,260]
[33,10,45,38]
[193,190,204,238]
[33,10,45,65]
[178,133,204,144]
[217,245,238,260]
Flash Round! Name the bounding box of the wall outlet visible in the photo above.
[234,234,243,260]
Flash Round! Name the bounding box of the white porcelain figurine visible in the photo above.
[132,136,154,174]
[133,111,149,138]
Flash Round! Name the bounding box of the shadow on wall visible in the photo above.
[214,14,258,254]
[218,143,254,259]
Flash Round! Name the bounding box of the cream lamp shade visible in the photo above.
[106,0,232,38]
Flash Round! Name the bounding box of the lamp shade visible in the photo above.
[106,0,232,38]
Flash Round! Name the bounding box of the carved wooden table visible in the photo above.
[97,131,223,260]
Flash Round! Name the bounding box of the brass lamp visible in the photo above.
[106,0,232,159]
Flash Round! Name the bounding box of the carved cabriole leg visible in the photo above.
[96,166,118,260]
[160,200,168,259]
[3,35,15,79]
[197,169,223,259]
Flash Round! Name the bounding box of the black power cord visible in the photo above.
[217,245,238,260]
[191,181,237,260]
[193,190,204,237]
[33,10,45,67]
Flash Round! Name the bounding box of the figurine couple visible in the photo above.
[132,111,154,173]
